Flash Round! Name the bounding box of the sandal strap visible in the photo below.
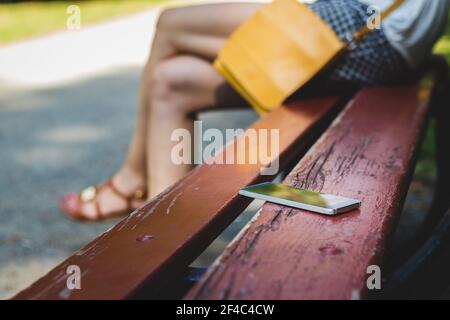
[93,198,102,221]
[76,189,103,221]
[107,179,147,201]
[74,180,147,222]
[104,179,132,208]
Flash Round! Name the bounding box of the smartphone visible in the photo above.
[239,182,361,215]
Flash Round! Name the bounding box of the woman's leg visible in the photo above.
[148,55,226,196]
[143,3,263,196]
[61,2,262,219]
[111,60,153,196]
[126,2,263,195]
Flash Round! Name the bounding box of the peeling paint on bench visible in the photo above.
[186,85,432,300]
[13,96,344,300]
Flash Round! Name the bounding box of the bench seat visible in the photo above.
[13,96,345,300]
[13,72,437,300]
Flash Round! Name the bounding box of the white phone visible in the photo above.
[239,182,361,215]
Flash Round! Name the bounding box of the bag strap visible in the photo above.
[351,0,406,45]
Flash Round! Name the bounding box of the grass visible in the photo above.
[0,0,166,44]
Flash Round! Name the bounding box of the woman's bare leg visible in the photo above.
[112,61,152,194]
[62,2,262,219]
[148,55,225,196]
[144,3,262,196]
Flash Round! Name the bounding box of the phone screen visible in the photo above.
[241,183,353,209]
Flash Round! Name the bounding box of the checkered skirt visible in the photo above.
[307,0,412,85]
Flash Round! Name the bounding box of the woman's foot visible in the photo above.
[59,166,147,222]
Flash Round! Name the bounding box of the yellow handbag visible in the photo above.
[214,0,406,116]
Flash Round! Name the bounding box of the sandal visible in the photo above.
[59,179,147,222]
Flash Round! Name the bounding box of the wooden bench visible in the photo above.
[13,57,450,300]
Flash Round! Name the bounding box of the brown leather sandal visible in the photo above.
[59,179,147,222]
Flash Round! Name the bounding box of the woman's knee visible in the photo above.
[157,3,262,35]
[149,56,221,115]
[156,7,183,32]
[149,59,190,113]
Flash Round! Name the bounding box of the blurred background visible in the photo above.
[0,0,449,299]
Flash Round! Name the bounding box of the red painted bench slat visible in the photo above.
[186,84,432,300]
[13,96,346,300]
